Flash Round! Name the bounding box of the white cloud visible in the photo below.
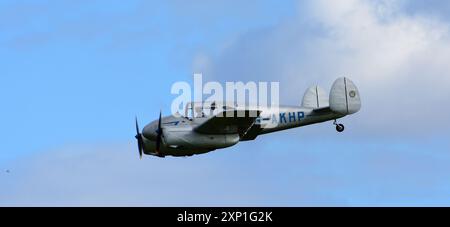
[196,0,450,136]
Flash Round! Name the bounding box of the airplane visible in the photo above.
[135,77,361,158]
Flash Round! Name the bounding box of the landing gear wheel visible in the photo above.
[336,124,345,132]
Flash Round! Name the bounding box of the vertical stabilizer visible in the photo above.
[329,77,361,115]
[302,85,329,108]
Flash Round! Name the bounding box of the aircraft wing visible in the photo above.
[194,110,261,137]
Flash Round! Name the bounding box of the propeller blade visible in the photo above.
[135,117,143,159]
[158,111,162,129]
[155,111,162,154]
[135,116,139,134]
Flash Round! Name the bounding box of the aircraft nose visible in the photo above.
[142,123,157,140]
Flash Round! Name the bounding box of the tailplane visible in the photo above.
[302,77,361,116]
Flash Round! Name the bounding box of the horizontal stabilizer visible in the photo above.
[312,106,332,114]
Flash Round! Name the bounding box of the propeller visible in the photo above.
[155,111,163,155]
[135,112,164,159]
[135,117,144,159]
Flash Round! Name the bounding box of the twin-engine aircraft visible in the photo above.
[135,77,361,158]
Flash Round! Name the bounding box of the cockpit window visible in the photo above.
[184,102,224,119]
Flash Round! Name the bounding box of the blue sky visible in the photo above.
[0,0,296,160]
[1,0,450,206]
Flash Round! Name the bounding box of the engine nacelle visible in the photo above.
[164,131,240,150]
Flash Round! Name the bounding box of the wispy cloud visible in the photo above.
[1,136,450,206]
